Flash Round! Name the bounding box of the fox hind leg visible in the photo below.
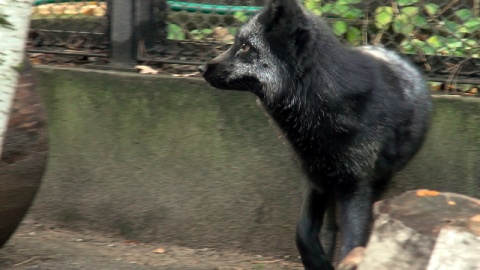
[320,196,337,261]
[337,181,373,259]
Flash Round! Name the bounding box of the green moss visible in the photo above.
[37,69,297,195]
[37,69,480,201]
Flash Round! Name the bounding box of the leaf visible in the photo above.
[343,8,363,19]
[172,72,201,77]
[462,38,478,47]
[331,4,350,15]
[392,14,415,34]
[421,45,436,55]
[346,26,362,45]
[201,29,214,34]
[228,27,238,36]
[321,3,350,16]
[444,20,460,35]
[190,29,214,40]
[135,65,159,74]
[448,200,457,205]
[408,38,433,54]
[375,6,394,30]
[400,40,415,53]
[464,18,480,32]
[454,9,474,21]
[426,35,445,49]
[412,14,428,28]
[233,11,249,23]
[304,0,322,14]
[333,21,348,36]
[410,38,426,47]
[446,39,463,49]
[401,7,419,17]
[438,47,453,55]
[336,0,362,4]
[320,3,335,13]
[424,3,439,16]
[471,215,480,222]
[167,24,185,40]
[416,189,440,197]
[397,0,419,6]
[153,247,166,254]
[454,50,466,57]
[458,26,470,34]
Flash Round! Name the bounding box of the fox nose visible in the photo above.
[199,65,206,73]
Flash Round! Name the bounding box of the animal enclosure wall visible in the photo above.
[29,66,480,257]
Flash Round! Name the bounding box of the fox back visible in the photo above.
[201,0,432,268]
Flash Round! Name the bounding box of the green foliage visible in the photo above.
[301,0,480,57]
[167,23,186,40]
[234,11,249,23]
[332,21,348,36]
[462,18,480,32]
[317,0,363,19]
[228,27,238,36]
[163,0,480,59]
[305,0,322,15]
[345,26,362,45]
[190,29,214,40]
[424,3,439,16]
[396,0,419,6]
[166,11,249,43]
[303,0,363,44]
[401,34,480,57]
[455,9,474,21]
[375,6,393,30]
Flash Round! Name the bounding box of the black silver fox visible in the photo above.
[200,0,432,269]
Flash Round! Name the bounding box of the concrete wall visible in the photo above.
[30,66,480,258]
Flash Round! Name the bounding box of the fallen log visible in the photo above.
[338,190,480,270]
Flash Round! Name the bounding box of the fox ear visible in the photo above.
[263,0,304,28]
[294,27,312,54]
[260,0,311,52]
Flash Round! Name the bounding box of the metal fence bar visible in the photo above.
[107,0,135,65]
[28,49,106,57]
[135,0,158,54]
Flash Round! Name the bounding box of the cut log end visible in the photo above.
[354,190,480,270]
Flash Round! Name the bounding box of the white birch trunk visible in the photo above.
[0,0,33,157]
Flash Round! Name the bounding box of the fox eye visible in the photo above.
[240,43,251,52]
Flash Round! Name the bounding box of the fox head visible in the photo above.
[200,0,319,101]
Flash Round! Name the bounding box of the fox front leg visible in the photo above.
[295,188,334,270]
[337,181,373,259]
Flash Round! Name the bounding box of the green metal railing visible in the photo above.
[33,0,262,15]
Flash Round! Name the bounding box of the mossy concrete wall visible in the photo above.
[30,66,480,258]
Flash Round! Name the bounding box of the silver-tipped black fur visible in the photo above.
[201,0,432,269]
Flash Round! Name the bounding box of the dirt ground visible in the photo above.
[0,219,303,270]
